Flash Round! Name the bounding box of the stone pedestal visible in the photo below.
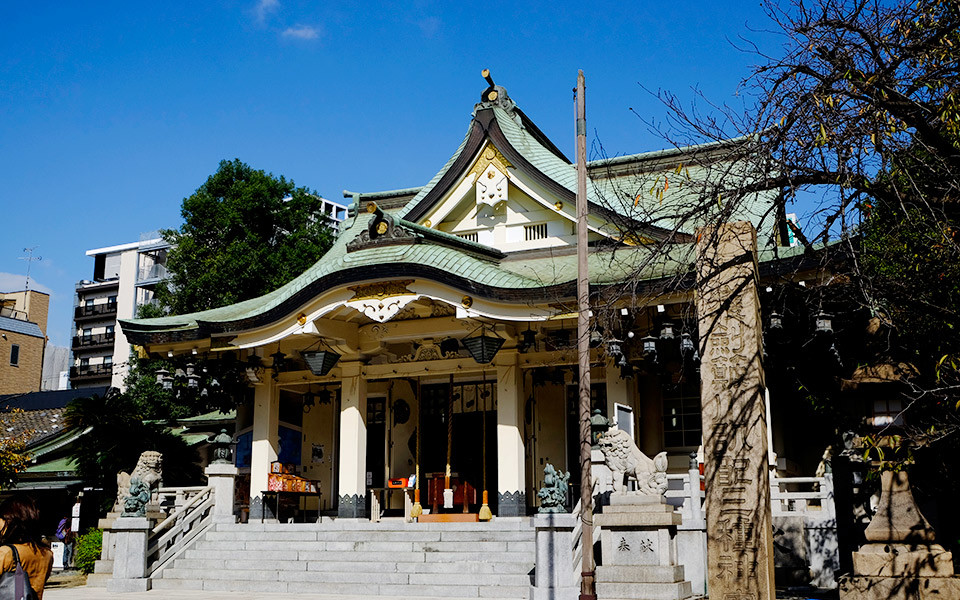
[107,517,152,592]
[839,471,960,600]
[594,495,692,600]
[531,513,579,600]
[205,463,238,524]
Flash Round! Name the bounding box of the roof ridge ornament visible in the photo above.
[345,202,416,252]
[477,68,516,115]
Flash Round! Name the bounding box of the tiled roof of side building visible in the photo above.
[0,315,44,338]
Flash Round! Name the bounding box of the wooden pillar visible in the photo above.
[496,350,525,516]
[249,378,279,520]
[696,221,776,600]
[337,361,367,518]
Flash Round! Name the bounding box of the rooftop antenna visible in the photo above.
[18,246,41,290]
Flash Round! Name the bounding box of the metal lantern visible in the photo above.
[659,321,675,340]
[155,368,170,386]
[519,327,538,353]
[302,391,315,413]
[187,373,200,388]
[316,388,333,405]
[463,325,505,364]
[641,335,658,355]
[815,312,833,334]
[605,338,623,359]
[680,332,695,356]
[769,311,783,330]
[301,350,341,376]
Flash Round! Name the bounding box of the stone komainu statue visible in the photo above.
[116,451,163,517]
[537,463,571,513]
[597,428,668,496]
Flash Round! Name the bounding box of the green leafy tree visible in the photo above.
[63,389,203,506]
[126,159,335,419]
[156,158,336,314]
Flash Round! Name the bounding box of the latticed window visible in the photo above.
[456,232,479,243]
[662,387,701,448]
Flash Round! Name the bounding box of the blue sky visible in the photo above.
[1,1,781,346]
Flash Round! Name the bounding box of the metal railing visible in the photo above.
[74,303,117,319]
[72,332,115,349]
[70,363,113,379]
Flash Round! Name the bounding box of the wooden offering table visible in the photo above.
[418,475,478,523]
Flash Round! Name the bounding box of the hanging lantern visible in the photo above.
[519,327,538,353]
[641,335,658,355]
[187,373,200,388]
[185,363,196,376]
[301,350,341,376]
[302,390,315,413]
[316,388,332,405]
[680,332,695,356]
[589,330,603,348]
[815,312,833,334]
[155,368,170,386]
[659,321,675,340]
[769,311,783,330]
[463,324,505,364]
[605,338,623,359]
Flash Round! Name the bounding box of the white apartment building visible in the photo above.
[71,200,346,391]
[71,233,170,390]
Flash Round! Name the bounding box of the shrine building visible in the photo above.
[120,77,824,522]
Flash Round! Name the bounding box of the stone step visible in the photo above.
[596,580,693,600]
[220,518,533,532]
[155,576,530,599]
[174,557,534,577]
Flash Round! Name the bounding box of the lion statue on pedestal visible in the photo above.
[115,451,164,514]
[597,429,668,496]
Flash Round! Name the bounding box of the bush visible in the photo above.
[73,529,102,574]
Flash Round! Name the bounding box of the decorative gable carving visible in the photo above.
[476,163,508,208]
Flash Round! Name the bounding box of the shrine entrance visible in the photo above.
[418,381,498,515]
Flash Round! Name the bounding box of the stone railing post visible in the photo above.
[205,463,238,523]
[531,513,579,600]
[107,517,152,592]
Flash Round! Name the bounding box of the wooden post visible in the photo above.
[696,222,776,600]
[575,69,596,600]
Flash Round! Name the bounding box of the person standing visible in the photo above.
[55,515,74,569]
[0,494,54,599]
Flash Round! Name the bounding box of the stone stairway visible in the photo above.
[152,518,536,598]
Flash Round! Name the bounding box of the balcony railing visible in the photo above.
[70,363,113,380]
[72,332,115,349]
[137,264,167,284]
[74,302,117,319]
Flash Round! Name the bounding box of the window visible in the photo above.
[662,387,702,448]
[524,223,548,241]
[103,356,113,367]
[456,232,479,243]
[106,325,115,335]
[85,299,94,308]
[107,295,117,306]
[80,357,89,367]
[9,344,19,366]
[82,328,92,339]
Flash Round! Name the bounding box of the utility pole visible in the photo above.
[18,246,41,290]
[575,69,596,600]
